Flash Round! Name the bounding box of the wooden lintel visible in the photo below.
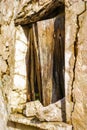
[14,0,64,25]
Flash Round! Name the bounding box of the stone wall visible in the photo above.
[0,0,15,113]
[0,0,87,130]
[0,0,20,129]
[65,0,87,129]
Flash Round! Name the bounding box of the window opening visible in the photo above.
[26,14,65,106]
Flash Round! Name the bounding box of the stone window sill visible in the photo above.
[8,113,72,130]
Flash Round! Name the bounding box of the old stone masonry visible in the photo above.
[0,0,87,130]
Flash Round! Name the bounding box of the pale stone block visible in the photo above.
[0,90,8,130]
[0,43,9,60]
[23,100,43,117]
[9,113,72,130]
[9,91,27,113]
[9,91,20,107]
[23,98,66,122]
[0,57,7,73]
[36,98,65,122]
[15,61,26,76]
[16,26,28,43]
[15,53,26,61]
[2,51,9,60]
[13,75,26,90]
[15,40,27,53]
[65,51,72,69]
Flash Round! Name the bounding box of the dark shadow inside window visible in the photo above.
[24,6,65,109]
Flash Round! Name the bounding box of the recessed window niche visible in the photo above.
[11,5,65,113]
[12,16,65,112]
[26,14,65,106]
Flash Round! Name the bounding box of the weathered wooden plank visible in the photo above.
[14,0,64,25]
[33,24,43,102]
[26,14,65,105]
[37,19,54,106]
[27,24,43,102]
[52,14,65,102]
[29,27,35,100]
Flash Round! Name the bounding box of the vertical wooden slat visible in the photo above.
[32,24,43,102]
[52,14,65,102]
[37,19,54,106]
[27,15,65,105]
[29,27,35,101]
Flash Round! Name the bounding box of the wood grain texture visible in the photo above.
[14,0,64,25]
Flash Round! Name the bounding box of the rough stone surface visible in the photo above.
[0,0,87,130]
[0,56,7,73]
[0,89,8,130]
[23,98,65,122]
[8,114,72,130]
[8,26,29,113]
[14,0,64,25]
[65,0,87,129]
[36,99,65,122]
[72,5,87,130]
[23,100,43,117]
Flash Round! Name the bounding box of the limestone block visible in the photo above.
[0,89,8,130]
[65,1,87,130]
[71,9,87,130]
[9,113,72,130]
[72,102,86,130]
[0,57,7,73]
[0,0,15,24]
[13,26,28,90]
[0,43,5,54]
[9,91,27,113]
[2,75,11,92]
[2,51,9,60]
[36,98,65,122]
[0,43,9,60]
[23,98,65,122]
[23,100,43,117]
[13,75,26,90]
[15,60,26,76]
[1,23,15,44]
